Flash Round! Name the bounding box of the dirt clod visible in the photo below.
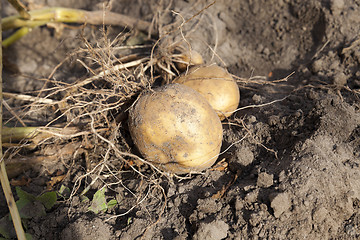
[61,218,112,240]
[270,192,291,218]
[193,220,229,240]
[257,172,274,188]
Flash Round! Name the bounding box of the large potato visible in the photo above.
[173,65,240,120]
[128,84,223,174]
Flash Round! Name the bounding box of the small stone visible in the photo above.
[19,58,38,74]
[311,59,323,73]
[237,147,254,167]
[263,47,270,56]
[268,115,280,126]
[248,115,257,123]
[270,192,291,218]
[260,203,268,211]
[256,44,264,52]
[178,186,186,194]
[257,172,274,188]
[173,234,188,240]
[193,220,229,240]
[243,185,255,191]
[235,197,244,212]
[333,72,347,87]
[278,170,286,183]
[251,226,261,235]
[245,189,259,203]
[331,0,344,15]
[252,94,263,104]
[249,212,262,227]
[167,185,176,197]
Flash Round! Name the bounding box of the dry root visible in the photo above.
[2,2,296,228]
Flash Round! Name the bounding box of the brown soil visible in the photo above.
[1,0,360,239]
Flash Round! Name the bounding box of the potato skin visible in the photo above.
[173,65,240,120]
[128,84,223,174]
[176,50,204,72]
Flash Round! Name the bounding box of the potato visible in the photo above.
[128,84,223,174]
[173,65,240,120]
[176,50,204,72]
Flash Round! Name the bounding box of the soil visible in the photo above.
[1,0,360,239]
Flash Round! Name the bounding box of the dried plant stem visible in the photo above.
[75,58,149,88]
[2,7,153,33]
[2,99,26,127]
[230,96,289,114]
[2,7,154,47]
[3,92,56,104]
[7,0,30,19]
[0,5,27,239]
[0,166,26,240]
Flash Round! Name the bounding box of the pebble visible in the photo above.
[333,72,347,87]
[252,94,263,104]
[245,189,259,203]
[311,59,323,73]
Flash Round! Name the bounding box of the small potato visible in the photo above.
[128,84,223,174]
[173,65,240,120]
[176,50,204,72]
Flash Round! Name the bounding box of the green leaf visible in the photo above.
[25,233,33,240]
[0,216,11,239]
[127,217,133,225]
[80,195,89,203]
[15,188,35,219]
[57,185,71,199]
[16,198,31,219]
[15,187,35,202]
[88,188,107,214]
[36,192,57,210]
[15,188,54,219]
[107,199,118,210]
[20,202,46,219]
[15,187,35,214]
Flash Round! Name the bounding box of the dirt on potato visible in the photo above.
[1,0,360,239]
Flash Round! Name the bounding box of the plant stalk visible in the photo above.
[2,26,31,48]
[0,2,27,239]
[1,7,152,33]
[7,0,30,19]
[2,126,39,143]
